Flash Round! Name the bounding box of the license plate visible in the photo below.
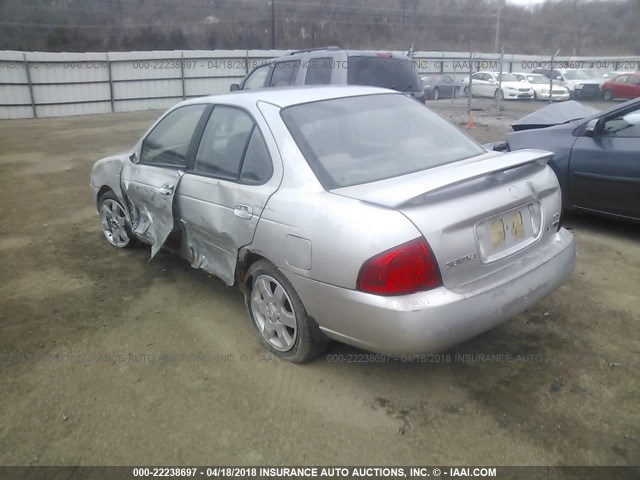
[477,206,536,262]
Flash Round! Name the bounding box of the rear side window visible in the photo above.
[305,57,333,85]
[194,106,254,179]
[281,94,485,189]
[269,60,300,87]
[348,56,420,92]
[194,106,272,183]
[239,129,273,184]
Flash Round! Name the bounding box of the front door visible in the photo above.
[569,104,640,220]
[121,104,209,257]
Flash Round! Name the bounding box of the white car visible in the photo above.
[512,72,570,101]
[462,71,534,100]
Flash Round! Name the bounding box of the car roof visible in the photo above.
[512,72,544,76]
[179,85,393,109]
[283,49,413,60]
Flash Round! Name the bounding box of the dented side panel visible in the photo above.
[175,172,280,286]
[120,160,183,258]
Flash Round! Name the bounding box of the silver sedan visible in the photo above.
[90,86,576,363]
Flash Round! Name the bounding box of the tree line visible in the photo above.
[0,0,638,56]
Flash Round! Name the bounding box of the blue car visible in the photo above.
[503,98,640,222]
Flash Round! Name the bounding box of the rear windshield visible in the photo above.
[281,94,485,189]
[347,56,420,92]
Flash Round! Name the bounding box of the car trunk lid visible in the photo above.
[332,149,563,288]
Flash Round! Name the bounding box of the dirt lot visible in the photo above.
[0,98,638,467]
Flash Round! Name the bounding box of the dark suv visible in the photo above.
[231,47,425,103]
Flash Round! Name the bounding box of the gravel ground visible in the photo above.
[0,98,638,468]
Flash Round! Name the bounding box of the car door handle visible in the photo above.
[234,204,253,220]
[158,184,174,195]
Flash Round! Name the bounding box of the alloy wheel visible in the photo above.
[99,199,129,247]
[250,275,297,352]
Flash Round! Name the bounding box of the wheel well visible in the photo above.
[97,185,112,204]
[236,250,266,290]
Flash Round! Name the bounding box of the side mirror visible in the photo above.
[585,119,600,137]
[230,83,240,92]
[129,152,138,163]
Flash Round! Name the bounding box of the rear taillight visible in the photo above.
[357,238,442,296]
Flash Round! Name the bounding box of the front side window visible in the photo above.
[243,64,270,90]
[140,105,207,167]
[194,106,272,183]
[602,107,640,138]
[281,93,485,189]
[269,60,300,87]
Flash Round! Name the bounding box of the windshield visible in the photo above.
[281,94,485,189]
[563,70,592,80]
[526,75,549,84]
[347,56,421,92]
[498,73,518,82]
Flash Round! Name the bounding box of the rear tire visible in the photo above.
[603,90,613,101]
[494,88,504,101]
[433,88,440,100]
[244,260,328,363]
[463,86,470,97]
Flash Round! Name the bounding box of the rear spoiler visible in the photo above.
[332,149,552,208]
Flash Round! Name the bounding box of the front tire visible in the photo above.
[244,260,327,363]
[98,191,133,248]
[494,88,504,101]
[432,88,440,100]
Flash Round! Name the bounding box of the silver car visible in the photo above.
[90,86,576,363]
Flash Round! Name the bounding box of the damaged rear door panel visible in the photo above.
[175,104,283,285]
[120,104,210,258]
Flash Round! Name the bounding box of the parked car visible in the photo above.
[532,68,601,99]
[421,74,460,100]
[601,72,640,100]
[461,71,534,100]
[230,47,425,103]
[503,98,640,222]
[582,69,618,82]
[512,72,570,101]
[90,86,575,363]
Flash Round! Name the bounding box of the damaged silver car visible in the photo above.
[91,86,575,363]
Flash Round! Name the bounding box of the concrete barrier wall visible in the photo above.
[1,49,639,119]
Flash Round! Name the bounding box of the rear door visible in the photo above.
[121,104,209,258]
[568,103,640,219]
[176,105,282,285]
[441,75,455,97]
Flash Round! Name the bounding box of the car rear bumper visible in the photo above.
[283,228,575,355]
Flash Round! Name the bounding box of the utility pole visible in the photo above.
[549,49,560,104]
[497,45,504,112]
[494,0,504,53]
[271,0,276,49]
